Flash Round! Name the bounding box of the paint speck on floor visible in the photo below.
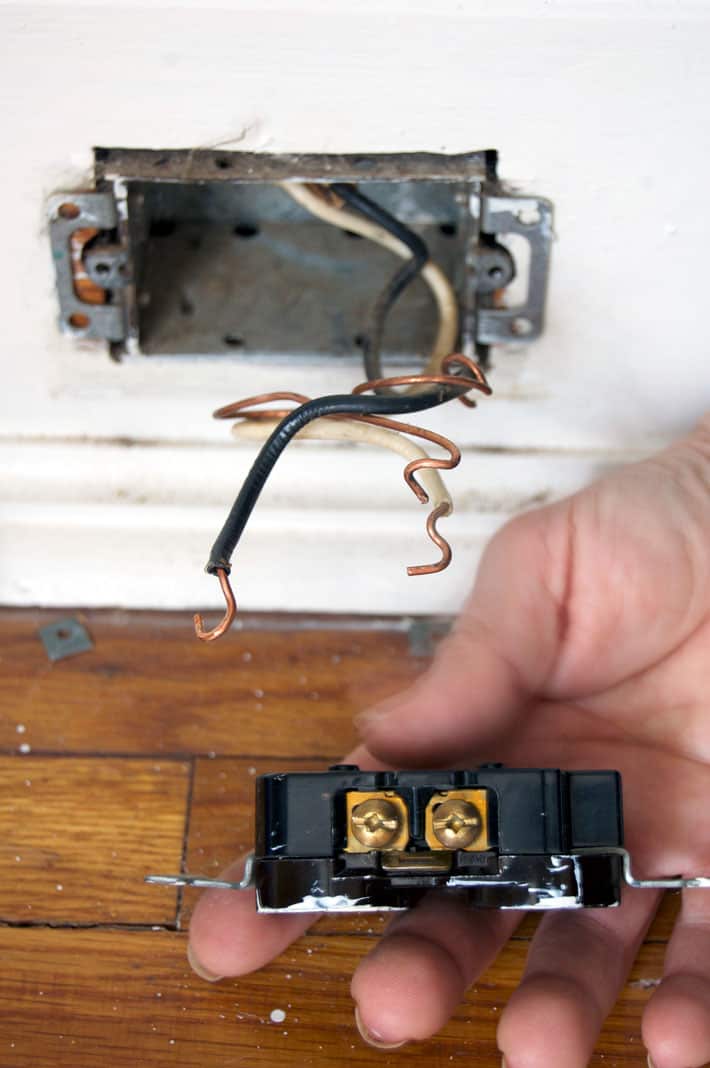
[270,1008,286,1024]
[16,724,26,734]
[19,743,31,754]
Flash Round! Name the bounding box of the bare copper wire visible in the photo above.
[351,354,491,408]
[213,392,311,420]
[441,353,491,408]
[352,372,472,395]
[356,415,460,504]
[407,502,453,576]
[194,568,236,642]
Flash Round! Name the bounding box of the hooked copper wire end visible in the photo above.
[194,567,237,642]
[442,353,492,407]
[357,415,460,503]
[400,426,460,503]
[407,502,453,576]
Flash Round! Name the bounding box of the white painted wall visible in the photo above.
[1,1,709,614]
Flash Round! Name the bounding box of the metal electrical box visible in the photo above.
[48,148,552,363]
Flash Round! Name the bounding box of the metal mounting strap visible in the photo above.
[616,849,710,890]
[145,852,255,891]
[47,191,126,342]
[477,193,553,344]
[572,847,710,890]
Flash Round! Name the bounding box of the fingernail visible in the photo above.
[354,702,391,735]
[354,1005,407,1050]
[187,941,224,983]
[354,709,382,734]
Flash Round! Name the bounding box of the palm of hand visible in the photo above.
[394,441,710,885]
[189,423,710,1068]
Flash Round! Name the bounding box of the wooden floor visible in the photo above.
[0,608,680,1067]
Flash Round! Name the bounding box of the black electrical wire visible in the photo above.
[207,385,464,574]
[330,183,428,391]
[363,259,424,386]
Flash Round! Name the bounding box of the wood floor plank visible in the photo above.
[0,927,671,1068]
[0,610,687,1066]
[0,610,422,757]
[0,757,189,924]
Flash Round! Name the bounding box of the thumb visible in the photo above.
[356,507,567,766]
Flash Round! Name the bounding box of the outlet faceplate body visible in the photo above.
[252,765,624,912]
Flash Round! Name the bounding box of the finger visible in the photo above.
[643,890,710,1068]
[187,745,385,980]
[351,892,521,1047]
[188,856,314,980]
[357,509,566,766]
[497,887,659,1068]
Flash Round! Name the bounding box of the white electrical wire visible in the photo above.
[279,182,459,376]
[231,416,453,516]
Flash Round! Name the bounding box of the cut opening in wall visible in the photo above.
[135,178,470,360]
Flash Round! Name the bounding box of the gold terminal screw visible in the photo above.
[351,798,404,849]
[432,798,482,848]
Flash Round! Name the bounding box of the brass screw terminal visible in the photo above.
[424,789,489,852]
[431,798,482,848]
[345,791,410,853]
[351,798,403,849]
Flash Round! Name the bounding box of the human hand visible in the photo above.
[189,415,710,1068]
